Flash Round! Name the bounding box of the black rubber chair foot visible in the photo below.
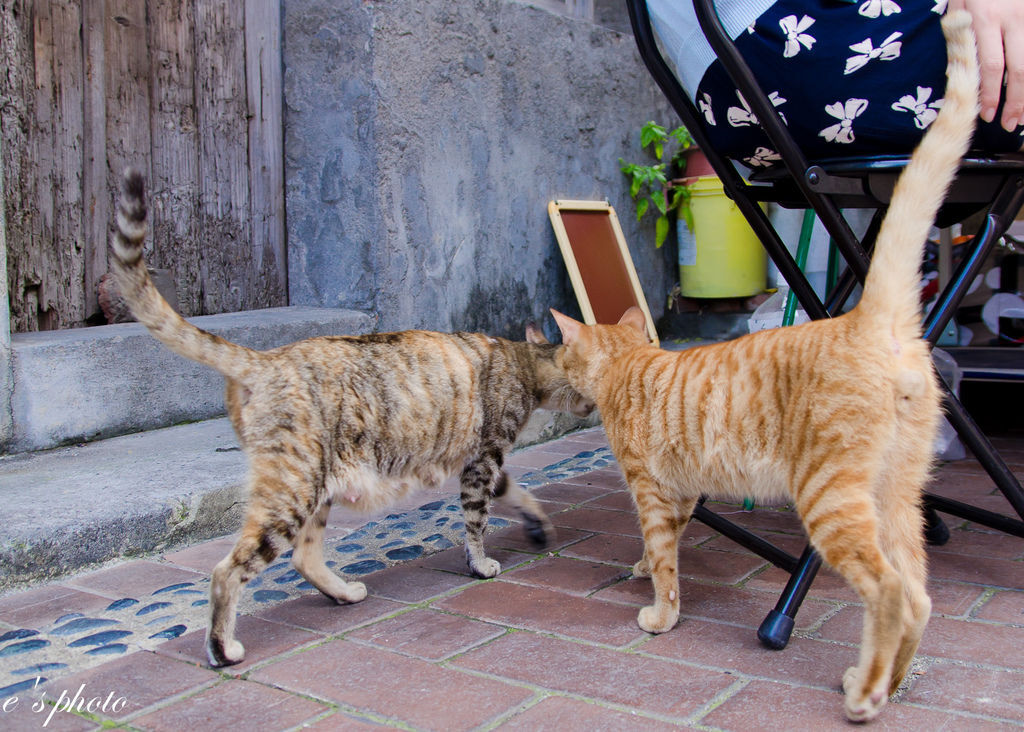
[757,610,795,650]
[924,511,951,546]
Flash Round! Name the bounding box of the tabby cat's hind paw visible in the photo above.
[521,511,554,548]
[206,637,245,668]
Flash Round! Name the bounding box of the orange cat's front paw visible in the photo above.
[632,558,651,578]
[637,604,678,634]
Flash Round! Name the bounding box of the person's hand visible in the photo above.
[949,0,1024,132]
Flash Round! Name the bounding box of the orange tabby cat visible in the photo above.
[552,11,978,723]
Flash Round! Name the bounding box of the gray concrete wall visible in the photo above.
[283,0,675,340]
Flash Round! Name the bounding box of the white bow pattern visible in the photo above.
[819,98,869,144]
[844,32,903,74]
[699,92,717,126]
[779,15,816,58]
[745,147,782,168]
[727,90,788,128]
[858,0,901,19]
[891,86,943,129]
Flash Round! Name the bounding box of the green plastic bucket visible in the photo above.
[677,175,766,298]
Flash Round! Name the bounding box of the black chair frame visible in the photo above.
[626,0,1024,649]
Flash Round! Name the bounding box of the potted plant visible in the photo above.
[619,121,700,248]
[620,120,766,299]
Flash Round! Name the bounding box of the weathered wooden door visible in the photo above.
[1,0,286,332]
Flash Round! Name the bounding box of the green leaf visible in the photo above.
[655,215,670,248]
[681,205,695,233]
[640,121,667,149]
[636,197,649,221]
[669,126,694,149]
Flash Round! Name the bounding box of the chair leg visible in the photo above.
[923,505,951,546]
[757,544,823,650]
[924,174,1024,343]
[942,384,1024,523]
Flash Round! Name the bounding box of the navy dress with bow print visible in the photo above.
[694,0,1024,167]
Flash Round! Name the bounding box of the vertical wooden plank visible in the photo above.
[244,0,286,308]
[0,0,38,331]
[104,0,151,246]
[148,0,201,315]
[50,0,85,328]
[30,0,57,330]
[195,0,249,314]
[82,0,108,320]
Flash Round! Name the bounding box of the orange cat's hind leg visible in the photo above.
[801,486,905,722]
[292,500,368,605]
[875,469,932,695]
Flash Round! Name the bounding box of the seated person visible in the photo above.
[646,0,1024,167]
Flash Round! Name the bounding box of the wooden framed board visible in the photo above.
[548,199,659,346]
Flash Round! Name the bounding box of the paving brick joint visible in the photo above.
[0,426,1022,730]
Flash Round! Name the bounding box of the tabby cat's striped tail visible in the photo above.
[857,11,979,332]
[111,169,261,382]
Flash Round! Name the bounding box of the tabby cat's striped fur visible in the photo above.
[110,173,593,667]
[552,12,978,723]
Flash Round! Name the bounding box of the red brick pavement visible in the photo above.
[1,426,1023,730]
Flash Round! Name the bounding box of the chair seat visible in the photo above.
[745,152,1024,216]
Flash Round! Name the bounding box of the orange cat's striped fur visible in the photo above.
[552,11,978,723]
[110,173,593,668]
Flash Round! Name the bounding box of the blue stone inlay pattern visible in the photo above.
[0,639,49,658]
[105,598,138,612]
[0,677,43,698]
[0,629,38,643]
[51,618,118,636]
[0,445,615,697]
[85,644,128,657]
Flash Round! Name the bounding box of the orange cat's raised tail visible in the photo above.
[858,10,979,336]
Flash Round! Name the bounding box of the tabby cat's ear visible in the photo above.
[618,306,647,334]
[550,309,582,345]
[525,322,549,345]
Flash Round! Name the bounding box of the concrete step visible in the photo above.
[7,306,375,454]
[0,418,247,592]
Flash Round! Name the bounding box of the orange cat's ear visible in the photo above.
[525,322,549,345]
[618,306,647,334]
[550,309,583,345]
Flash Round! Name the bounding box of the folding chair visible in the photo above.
[626,0,1024,649]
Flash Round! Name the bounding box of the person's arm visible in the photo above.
[950,0,1024,131]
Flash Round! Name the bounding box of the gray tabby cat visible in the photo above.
[110,170,593,666]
